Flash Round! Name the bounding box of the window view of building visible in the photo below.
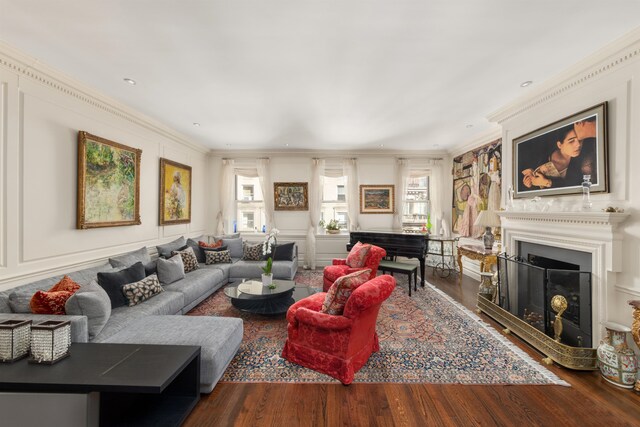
[236,176,265,232]
[402,175,430,232]
[321,176,348,230]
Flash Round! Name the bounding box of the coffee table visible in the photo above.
[224,279,315,315]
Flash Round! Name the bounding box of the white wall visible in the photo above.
[487,28,640,328]
[0,45,210,290]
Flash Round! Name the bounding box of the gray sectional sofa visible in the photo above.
[0,235,299,393]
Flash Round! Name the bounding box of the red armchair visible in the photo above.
[281,274,396,384]
[322,244,386,291]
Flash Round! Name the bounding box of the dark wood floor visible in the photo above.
[183,270,640,427]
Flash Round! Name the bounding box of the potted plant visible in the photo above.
[262,228,279,289]
[319,219,341,234]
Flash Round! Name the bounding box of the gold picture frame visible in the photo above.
[360,185,395,214]
[159,158,192,225]
[274,182,309,211]
[77,131,141,229]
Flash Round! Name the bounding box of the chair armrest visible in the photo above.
[332,259,347,266]
[345,267,368,275]
[286,292,325,324]
[296,307,353,331]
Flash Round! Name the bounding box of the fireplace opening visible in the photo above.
[498,242,592,348]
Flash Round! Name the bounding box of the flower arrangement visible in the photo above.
[262,228,279,289]
[319,219,341,233]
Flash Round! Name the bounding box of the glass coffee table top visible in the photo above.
[224,279,295,300]
[224,279,314,315]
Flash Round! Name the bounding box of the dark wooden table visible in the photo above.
[224,279,315,315]
[0,343,200,427]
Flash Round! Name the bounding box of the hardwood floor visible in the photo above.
[183,270,640,427]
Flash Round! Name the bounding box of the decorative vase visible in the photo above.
[597,321,638,388]
[327,229,340,234]
[261,273,273,286]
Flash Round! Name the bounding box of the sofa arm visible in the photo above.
[286,292,325,324]
[295,307,353,331]
[0,313,89,343]
[332,259,347,266]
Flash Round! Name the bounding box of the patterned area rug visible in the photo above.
[188,271,569,385]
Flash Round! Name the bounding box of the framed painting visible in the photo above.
[159,158,192,224]
[77,131,141,229]
[360,185,394,214]
[513,102,608,198]
[274,182,308,211]
[452,177,473,234]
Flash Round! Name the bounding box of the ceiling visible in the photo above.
[1,1,639,152]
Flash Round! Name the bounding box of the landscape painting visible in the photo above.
[77,131,141,229]
[360,185,394,214]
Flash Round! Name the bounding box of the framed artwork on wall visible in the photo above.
[360,185,395,214]
[513,102,608,198]
[274,182,309,211]
[77,131,141,229]
[452,177,473,234]
[159,158,192,224]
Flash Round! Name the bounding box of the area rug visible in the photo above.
[187,270,569,386]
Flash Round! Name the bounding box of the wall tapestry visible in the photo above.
[159,158,192,224]
[452,139,501,236]
[77,131,141,229]
[274,182,308,211]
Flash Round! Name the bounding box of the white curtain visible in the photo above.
[256,158,275,231]
[429,160,444,236]
[216,159,235,235]
[306,158,324,269]
[393,159,410,231]
[342,158,360,231]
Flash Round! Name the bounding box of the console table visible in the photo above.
[457,244,498,282]
[0,343,200,427]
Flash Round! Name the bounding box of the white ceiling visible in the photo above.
[1,1,639,152]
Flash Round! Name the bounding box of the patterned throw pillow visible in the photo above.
[30,275,81,314]
[345,241,372,268]
[243,242,263,261]
[199,240,222,248]
[121,274,164,307]
[206,249,232,264]
[172,246,199,273]
[321,269,371,315]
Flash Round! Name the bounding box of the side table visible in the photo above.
[457,244,498,282]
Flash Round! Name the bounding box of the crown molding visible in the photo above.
[488,26,640,124]
[208,148,449,159]
[0,41,209,154]
[449,127,502,157]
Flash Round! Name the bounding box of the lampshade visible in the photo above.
[474,210,501,228]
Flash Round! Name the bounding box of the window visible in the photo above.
[321,176,348,231]
[402,175,430,232]
[236,176,265,232]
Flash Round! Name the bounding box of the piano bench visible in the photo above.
[378,260,418,296]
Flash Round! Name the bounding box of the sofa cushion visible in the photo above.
[144,260,158,276]
[243,241,263,261]
[97,262,146,309]
[186,238,206,263]
[223,238,243,258]
[200,240,223,249]
[108,246,151,268]
[122,274,164,307]
[163,268,224,310]
[172,246,200,273]
[65,280,111,340]
[321,269,371,315]
[30,290,75,315]
[206,249,232,264]
[270,242,296,261]
[156,236,187,259]
[8,291,33,313]
[156,255,186,284]
[345,241,371,268]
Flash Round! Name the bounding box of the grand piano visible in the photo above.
[347,231,428,286]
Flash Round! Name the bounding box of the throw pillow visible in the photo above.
[243,242,263,261]
[321,269,371,315]
[201,244,227,252]
[186,238,206,263]
[108,246,151,268]
[268,242,296,261]
[49,275,82,293]
[223,237,244,258]
[121,274,164,307]
[97,262,146,309]
[65,280,111,340]
[171,246,199,273]
[30,290,75,315]
[156,236,187,259]
[205,249,232,264]
[345,241,372,268]
[144,259,158,276]
[156,255,186,284]
[199,240,222,248]
[7,291,33,313]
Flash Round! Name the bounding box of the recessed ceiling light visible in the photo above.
[466,124,473,128]
[520,80,533,87]
[285,143,289,147]
[193,122,201,127]
[379,144,384,148]
[123,78,136,85]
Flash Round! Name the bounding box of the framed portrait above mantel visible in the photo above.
[76,131,141,229]
[274,182,309,211]
[360,185,395,214]
[159,158,192,225]
[513,102,608,198]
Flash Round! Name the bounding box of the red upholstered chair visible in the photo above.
[281,274,396,385]
[322,244,386,291]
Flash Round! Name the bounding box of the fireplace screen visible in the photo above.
[497,254,592,348]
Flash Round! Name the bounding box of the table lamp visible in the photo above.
[474,209,501,250]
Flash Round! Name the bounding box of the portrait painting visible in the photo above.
[360,185,394,214]
[274,182,309,211]
[159,158,192,224]
[77,131,141,229]
[513,102,608,198]
[452,177,472,234]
